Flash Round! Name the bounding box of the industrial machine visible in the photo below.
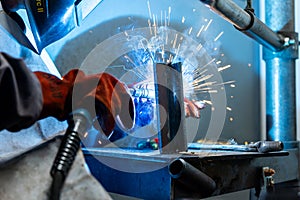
[1,0,299,199]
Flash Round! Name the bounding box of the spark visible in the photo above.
[197,25,205,37]
[204,19,213,31]
[168,54,174,63]
[194,58,216,74]
[226,107,232,111]
[196,44,203,51]
[176,43,181,57]
[216,60,222,65]
[193,74,214,85]
[84,132,88,138]
[124,31,129,37]
[229,117,234,122]
[161,10,163,26]
[148,19,153,35]
[213,80,236,86]
[182,16,186,24]
[153,14,157,36]
[188,27,193,35]
[193,81,217,89]
[218,64,231,72]
[168,6,171,26]
[147,1,152,20]
[208,90,218,93]
[230,84,236,88]
[202,100,213,105]
[164,10,167,27]
[214,31,224,42]
[173,33,178,49]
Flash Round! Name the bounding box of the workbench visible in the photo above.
[83,146,298,200]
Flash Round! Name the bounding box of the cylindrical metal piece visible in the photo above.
[199,0,285,51]
[263,0,298,147]
[154,62,187,153]
[169,158,216,195]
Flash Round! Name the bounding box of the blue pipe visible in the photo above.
[263,0,299,147]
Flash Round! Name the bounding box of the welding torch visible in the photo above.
[49,108,92,200]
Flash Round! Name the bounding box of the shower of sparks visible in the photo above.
[214,31,224,42]
[117,3,236,118]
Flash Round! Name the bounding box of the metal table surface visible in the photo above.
[83,147,298,200]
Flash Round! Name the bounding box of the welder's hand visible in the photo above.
[34,69,135,136]
[184,98,205,118]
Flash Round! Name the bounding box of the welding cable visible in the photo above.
[49,109,92,200]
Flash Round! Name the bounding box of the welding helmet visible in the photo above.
[1,0,102,53]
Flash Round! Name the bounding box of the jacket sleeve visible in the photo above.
[0,52,43,132]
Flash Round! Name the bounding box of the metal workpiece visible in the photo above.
[154,62,187,154]
[168,158,216,197]
[263,0,299,146]
[198,0,285,51]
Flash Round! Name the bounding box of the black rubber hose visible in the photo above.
[49,128,81,200]
[49,109,92,200]
[50,173,64,200]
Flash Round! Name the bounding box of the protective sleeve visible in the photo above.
[0,52,43,132]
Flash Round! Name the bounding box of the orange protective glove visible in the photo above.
[34,69,135,136]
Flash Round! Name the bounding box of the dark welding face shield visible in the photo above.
[1,0,103,53]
